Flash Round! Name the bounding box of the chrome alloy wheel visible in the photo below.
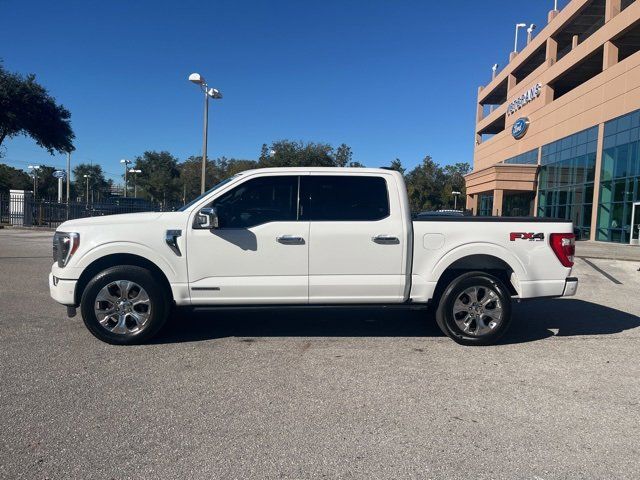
[94,280,151,336]
[452,285,503,337]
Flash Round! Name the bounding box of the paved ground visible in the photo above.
[0,229,639,480]
[576,239,640,262]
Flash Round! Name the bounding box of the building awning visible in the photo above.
[464,163,538,195]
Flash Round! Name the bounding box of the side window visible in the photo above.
[211,176,298,228]
[301,176,390,221]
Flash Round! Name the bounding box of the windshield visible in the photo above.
[178,176,239,212]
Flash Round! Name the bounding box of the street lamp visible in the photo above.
[527,24,537,45]
[129,168,142,197]
[120,159,132,197]
[83,174,92,205]
[513,23,527,53]
[189,72,223,194]
[28,165,41,198]
[452,191,461,210]
[491,63,499,80]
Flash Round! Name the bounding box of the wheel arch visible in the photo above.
[431,252,522,305]
[74,253,174,306]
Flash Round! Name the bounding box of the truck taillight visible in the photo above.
[550,233,575,267]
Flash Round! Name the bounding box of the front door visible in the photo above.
[631,202,640,246]
[187,174,309,304]
[301,173,406,303]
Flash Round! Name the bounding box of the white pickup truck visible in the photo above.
[49,167,578,346]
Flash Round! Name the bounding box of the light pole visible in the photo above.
[83,174,91,205]
[527,24,537,45]
[452,191,461,210]
[28,165,41,198]
[120,159,131,197]
[513,23,527,53]
[66,151,71,204]
[490,64,499,113]
[189,72,223,194]
[129,168,142,197]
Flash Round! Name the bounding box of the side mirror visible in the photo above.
[194,207,219,229]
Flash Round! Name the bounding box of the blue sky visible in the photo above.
[1,0,555,182]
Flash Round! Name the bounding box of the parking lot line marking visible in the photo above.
[578,257,623,285]
[0,256,52,259]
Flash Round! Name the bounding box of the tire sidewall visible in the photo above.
[80,265,169,345]
[436,272,512,346]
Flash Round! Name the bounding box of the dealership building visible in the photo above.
[465,0,640,244]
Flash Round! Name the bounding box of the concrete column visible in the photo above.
[506,73,517,93]
[542,84,555,105]
[572,35,579,49]
[603,40,619,69]
[548,9,559,23]
[476,86,484,122]
[546,37,558,63]
[589,123,605,240]
[532,147,543,216]
[605,0,621,21]
[466,194,478,215]
[494,189,504,216]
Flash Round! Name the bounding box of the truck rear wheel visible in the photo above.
[80,265,170,345]
[435,272,511,346]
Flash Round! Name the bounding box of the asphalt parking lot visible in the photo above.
[1,229,639,479]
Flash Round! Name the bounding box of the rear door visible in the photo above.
[301,173,405,303]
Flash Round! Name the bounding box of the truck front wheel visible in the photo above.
[435,272,512,346]
[80,265,170,345]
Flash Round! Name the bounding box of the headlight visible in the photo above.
[53,232,80,267]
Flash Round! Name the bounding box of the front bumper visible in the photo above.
[562,277,579,296]
[49,272,77,306]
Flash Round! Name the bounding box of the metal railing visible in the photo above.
[0,193,182,229]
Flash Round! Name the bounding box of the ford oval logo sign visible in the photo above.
[512,117,530,139]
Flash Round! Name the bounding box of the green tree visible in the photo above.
[72,163,110,202]
[0,63,74,155]
[334,143,353,167]
[442,162,471,209]
[389,158,405,175]
[33,165,59,198]
[0,163,31,194]
[404,156,447,212]
[259,140,336,168]
[134,151,180,205]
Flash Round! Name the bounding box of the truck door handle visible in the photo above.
[277,235,305,245]
[372,235,399,245]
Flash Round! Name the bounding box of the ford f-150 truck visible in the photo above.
[49,167,578,346]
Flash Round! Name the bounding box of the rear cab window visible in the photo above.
[300,176,390,221]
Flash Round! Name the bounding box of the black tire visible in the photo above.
[80,265,170,345]
[435,271,512,346]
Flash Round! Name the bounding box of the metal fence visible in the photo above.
[0,193,182,229]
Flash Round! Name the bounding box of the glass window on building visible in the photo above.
[478,193,494,216]
[503,192,535,216]
[537,126,598,239]
[503,149,539,165]
[597,109,640,243]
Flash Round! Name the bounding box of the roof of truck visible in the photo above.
[238,167,399,175]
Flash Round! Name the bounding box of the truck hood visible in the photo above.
[58,212,166,229]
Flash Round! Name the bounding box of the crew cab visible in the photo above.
[49,168,578,346]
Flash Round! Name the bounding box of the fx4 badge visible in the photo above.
[510,232,544,242]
